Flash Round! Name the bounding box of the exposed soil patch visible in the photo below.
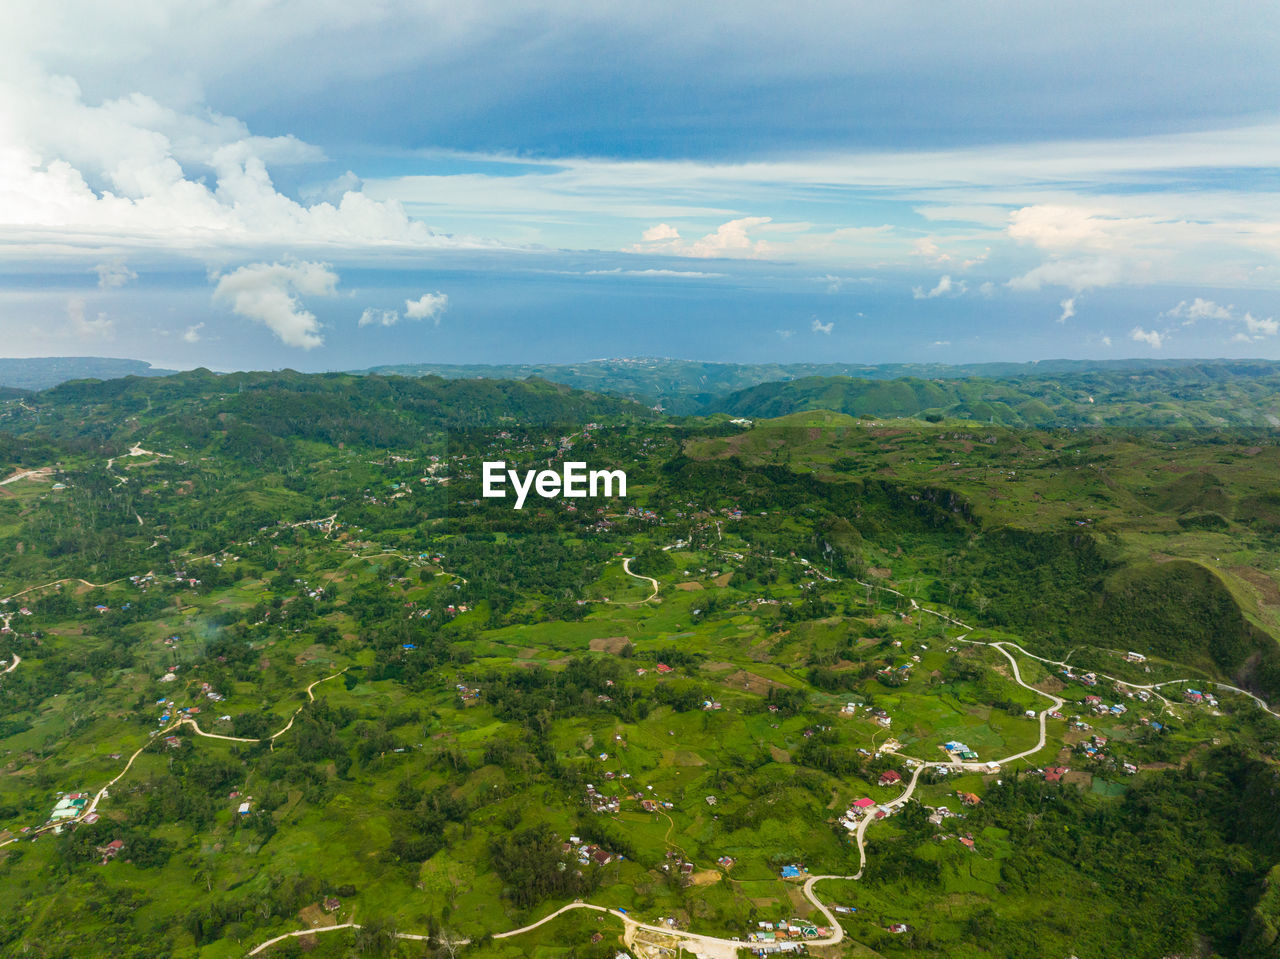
[589,636,631,653]
[1062,770,1093,788]
[725,669,786,694]
[712,572,733,587]
[1230,565,1280,606]
[674,581,704,591]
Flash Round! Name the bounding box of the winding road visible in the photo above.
[6,525,1275,955]
[0,669,350,849]
[621,557,660,603]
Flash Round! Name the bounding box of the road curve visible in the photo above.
[620,557,660,602]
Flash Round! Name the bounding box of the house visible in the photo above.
[1184,689,1205,704]
[655,663,674,674]
[779,865,802,879]
[959,836,975,848]
[1044,766,1068,783]
[98,839,125,862]
[852,797,876,809]
[705,795,717,806]
[957,791,981,806]
[238,802,251,815]
[322,897,341,913]
[1126,651,1147,663]
[878,770,902,786]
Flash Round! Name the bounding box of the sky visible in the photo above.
[4,1,1280,370]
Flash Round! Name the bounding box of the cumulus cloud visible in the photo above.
[358,308,400,328]
[93,259,137,289]
[1058,297,1076,323]
[641,223,680,242]
[913,274,965,299]
[1242,312,1279,337]
[912,237,950,263]
[182,322,204,343]
[211,260,338,349]
[1164,297,1233,323]
[776,329,795,339]
[358,291,449,328]
[1130,326,1164,349]
[1160,297,1277,341]
[403,292,449,323]
[811,318,834,334]
[1102,335,1112,346]
[632,217,775,259]
[0,68,458,260]
[67,297,113,339]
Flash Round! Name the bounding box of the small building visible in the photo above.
[878,770,902,786]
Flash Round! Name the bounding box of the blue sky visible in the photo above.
[3,1,1280,370]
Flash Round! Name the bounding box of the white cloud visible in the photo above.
[776,329,795,339]
[811,318,833,334]
[912,237,950,263]
[641,223,680,242]
[67,297,113,339]
[1160,297,1277,340]
[583,268,724,278]
[211,260,337,349]
[358,291,449,329]
[631,216,775,259]
[913,274,965,299]
[1058,297,1076,323]
[93,259,136,289]
[1165,297,1233,322]
[1102,335,1112,346]
[358,308,400,327]
[404,292,449,324]
[182,322,203,343]
[1243,312,1279,336]
[1130,326,1164,349]
[931,339,951,346]
[0,66,465,261]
